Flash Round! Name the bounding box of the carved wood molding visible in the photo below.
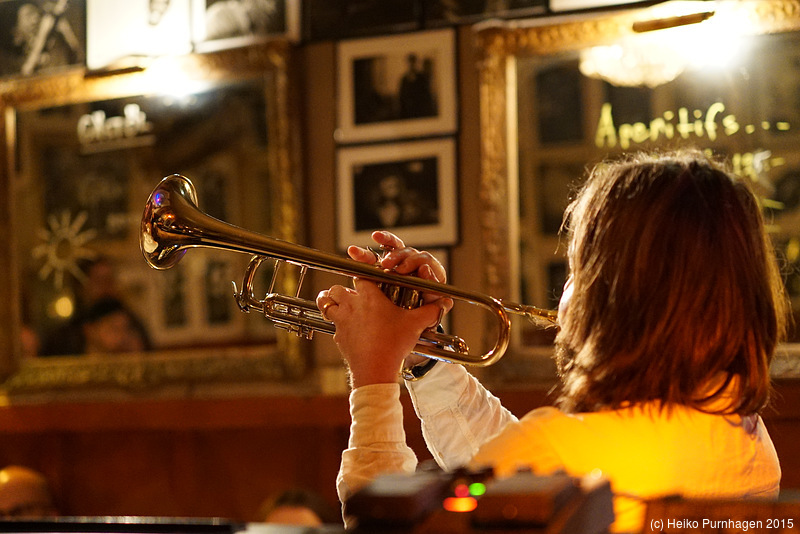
[0,41,292,109]
[3,348,287,394]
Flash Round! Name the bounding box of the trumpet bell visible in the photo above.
[140,174,199,270]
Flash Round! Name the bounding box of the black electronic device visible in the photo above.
[345,470,455,527]
[0,518,348,534]
[347,469,614,533]
[0,516,243,533]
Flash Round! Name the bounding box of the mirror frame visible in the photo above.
[0,41,304,397]
[475,0,800,367]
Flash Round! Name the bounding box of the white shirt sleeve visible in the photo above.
[337,383,418,505]
[405,362,518,471]
[336,363,516,527]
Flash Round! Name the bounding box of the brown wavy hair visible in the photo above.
[555,149,789,415]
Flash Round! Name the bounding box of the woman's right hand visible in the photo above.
[348,230,448,301]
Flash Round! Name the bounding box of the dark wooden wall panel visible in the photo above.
[0,380,796,522]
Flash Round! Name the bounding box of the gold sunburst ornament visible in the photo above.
[32,210,98,290]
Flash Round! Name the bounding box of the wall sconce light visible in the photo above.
[631,9,715,33]
[84,55,153,78]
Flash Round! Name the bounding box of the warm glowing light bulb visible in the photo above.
[443,497,478,513]
[53,295,75,319]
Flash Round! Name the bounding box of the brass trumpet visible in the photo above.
[140,174,557,367]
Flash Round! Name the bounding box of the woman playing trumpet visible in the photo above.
[317,148,789,532]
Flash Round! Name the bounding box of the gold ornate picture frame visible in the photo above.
[475,0,800,375]
[0,42,304,397]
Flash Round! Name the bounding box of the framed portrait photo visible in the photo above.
[423,0,545,26]
[191,0,300,52]
[337,137,458,249]
[302,0,420,41]
[0,0,86,79]
[549,0,649,11]
[336,28,457,144]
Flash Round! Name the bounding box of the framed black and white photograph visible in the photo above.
[424,0,546,26]
[549,0,648,11]
[337,138,458,249]
[302,0,420,41]
[336,28,457,144]
[191,0,300,52]
[86,0,192,71]
[0,0,86,78]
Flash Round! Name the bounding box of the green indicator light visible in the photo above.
[468,482,486,496]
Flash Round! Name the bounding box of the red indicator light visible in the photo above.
[454,484,470,498]
[443,497,478,513]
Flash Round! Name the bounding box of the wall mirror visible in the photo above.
[0,42,304,398]
[476,0,800,382]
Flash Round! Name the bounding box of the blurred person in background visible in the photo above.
[0,465,58,519]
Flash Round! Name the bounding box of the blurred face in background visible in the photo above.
[0,466,57,519]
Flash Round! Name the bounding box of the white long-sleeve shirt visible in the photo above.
[338,363,781,532]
